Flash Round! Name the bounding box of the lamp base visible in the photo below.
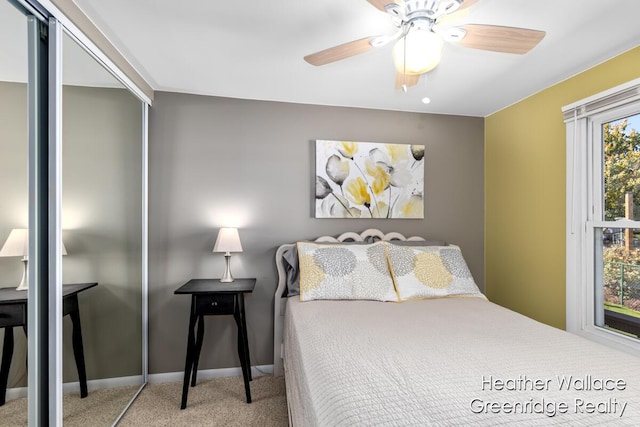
[16,258,28,291]
[220,253,234,283]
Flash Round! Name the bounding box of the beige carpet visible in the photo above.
[0,385,140,426]
[119,375,288,427]
[0,376,286,426]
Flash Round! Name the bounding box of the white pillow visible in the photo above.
[297,241,398,302]
[386,243,485,301]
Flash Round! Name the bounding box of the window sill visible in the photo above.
[569,324,640,358]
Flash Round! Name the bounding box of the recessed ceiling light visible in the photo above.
[422,97,431,104]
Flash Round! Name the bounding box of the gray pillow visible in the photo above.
[282,245,301,297]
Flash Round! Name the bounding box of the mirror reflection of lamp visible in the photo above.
[213,227,243,283]
[0,228,67,291]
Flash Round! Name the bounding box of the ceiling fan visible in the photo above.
[304,0,546,91]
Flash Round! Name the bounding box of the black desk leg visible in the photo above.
[0,327,15,406]
[22,325,27,373]
[239,294,252,381]
[233,301,251,403]
[234,311,245,372]
[191,315,205,387]
[69,306,88,398]
[181,300,198,410]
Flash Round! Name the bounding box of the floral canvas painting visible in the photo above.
[315,140,424,219]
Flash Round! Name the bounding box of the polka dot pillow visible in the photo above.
[297,241,399,302]
[386,243,485,301]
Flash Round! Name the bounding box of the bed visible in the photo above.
[273,229,640,426]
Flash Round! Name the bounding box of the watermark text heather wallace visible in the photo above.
[470,375,629,418]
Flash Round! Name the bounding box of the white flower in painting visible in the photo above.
[315,176,333,199]
[368,147,412,188]
[319,194,362,218]
[326,155,350,187]
[394,193,423,218]
[315,175,360,218]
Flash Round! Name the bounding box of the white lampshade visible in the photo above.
[0,228,28,257]
[393,29,444,75]
[0,228,68,258]
[213,228,243,254]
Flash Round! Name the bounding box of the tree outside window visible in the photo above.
[603,115,640,330]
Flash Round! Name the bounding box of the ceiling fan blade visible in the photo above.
[457,24,545,54]
[367,0,404,12]
[395,72,420,90]
[304,37,377,66]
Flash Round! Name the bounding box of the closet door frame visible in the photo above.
[13,0,152,424]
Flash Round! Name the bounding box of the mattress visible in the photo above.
[283,296,640,426]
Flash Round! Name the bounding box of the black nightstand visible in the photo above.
[0,283,97,405]
[175,278,256,409]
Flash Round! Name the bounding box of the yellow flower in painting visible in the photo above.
[369,147,411,188]
[346,177,371,207]
[365,158,390,195]
[386,144,409,164]
[338,141,358,159]
[400,194,423,218]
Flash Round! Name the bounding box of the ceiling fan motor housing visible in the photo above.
[402,0,464,21]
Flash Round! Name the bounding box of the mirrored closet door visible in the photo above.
[60,30,144,425]
[0,0,32,423]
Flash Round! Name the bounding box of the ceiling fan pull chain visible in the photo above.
[402,32,408,92]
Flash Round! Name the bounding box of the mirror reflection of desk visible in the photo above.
[0,282,97,405]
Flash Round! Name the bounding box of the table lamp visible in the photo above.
[0,228,67,291]
[213,227,243,283]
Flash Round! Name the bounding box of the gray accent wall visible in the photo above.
[149,91,484,374]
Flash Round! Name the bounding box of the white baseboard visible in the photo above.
[4,365,273,402]
[63,375,144,393]
[5,386,27,401]
[148,364,273,384]
[5,375,144,403]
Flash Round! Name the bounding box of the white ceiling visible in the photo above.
[8,0,640,116]
[0,0,124,89]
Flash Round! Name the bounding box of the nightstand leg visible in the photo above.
[0,327,14,406]
[70,307,88,398]
[235,313,245,371]
[191,315,205,387]
[239,294,252,381]
[234,298,251,403]
[181,303,198,410]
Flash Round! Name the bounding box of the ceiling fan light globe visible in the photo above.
[392,30,443,75]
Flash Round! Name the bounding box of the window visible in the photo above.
[564,78,640,355]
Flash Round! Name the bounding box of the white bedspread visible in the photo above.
[283,297,640,426]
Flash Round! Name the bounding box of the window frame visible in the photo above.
[564,77,640,357]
